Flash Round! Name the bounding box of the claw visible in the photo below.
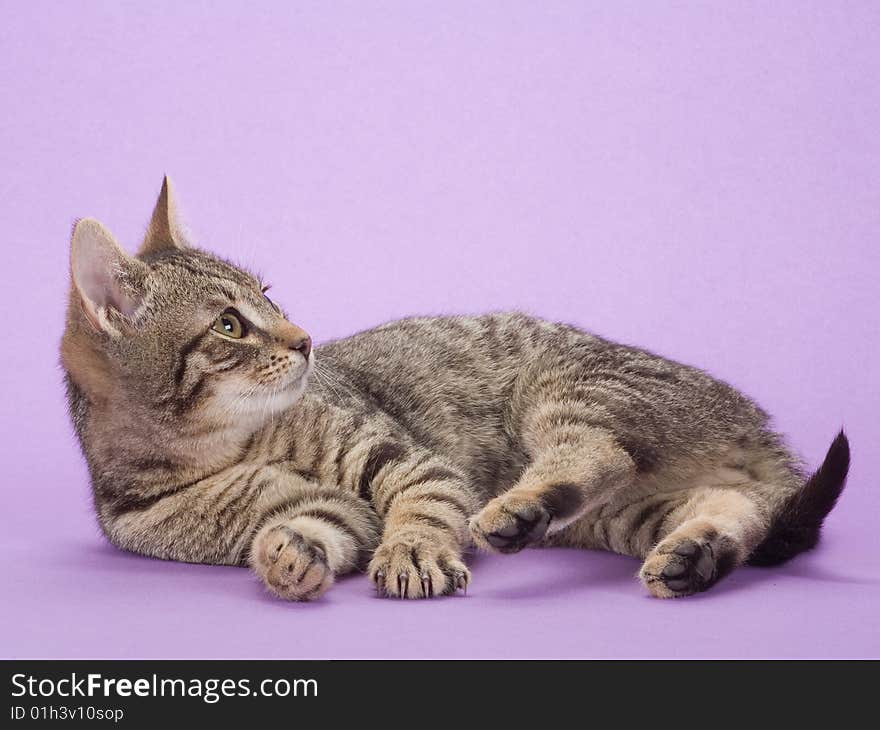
[455,572,467,594]
[375,571,385,595]
[422,574,432,598]
[398,574,408,599]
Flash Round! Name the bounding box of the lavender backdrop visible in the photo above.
[2,2,878,658]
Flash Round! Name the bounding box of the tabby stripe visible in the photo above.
[567,382,658,414]
[175,375,209,412]
[375,459,460,496]
[519,315,546,344]
[325,437,345,483]
[292,508,363,545]
[215,468,263,517]
[286,416,308,463]
[211,357,244,373]
[600,494,664,553]
[620,365,681,386]
[308,417,330,476]
[265,424,292,463]
[372,473,463,515]
[550,381,656,410]
[130,456,177,471]
[223,480,269,546]
[400,511,457,533]
[108,479,201,517]
[590,372,675,402]
[647,499,685,548]
[244,495,366,555]
[228,487,295,564]
[172,332,205,389]
[206,468,253,513]
[413,466,463,485]
[342,373,430,441]
[251,494,319,532]
[165,258,239,284]
[599,493,655,527]
[416,491,472,518]
[295,467,320,482]
[240,477,273,515]
[480,317,501,359]
[626,499,667,553]
[537,411,612,432]
[622,440,661,473]
[357,441,407,501]
[333,428,354,482]
[239,431,258,459]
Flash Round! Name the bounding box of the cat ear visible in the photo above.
[139,175,188,256]
[71,218,147,332]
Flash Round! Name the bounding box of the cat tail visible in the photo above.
[748,430,851,566]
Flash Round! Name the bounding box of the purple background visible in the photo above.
[2,2,878,658]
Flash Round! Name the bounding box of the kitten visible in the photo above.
[60,178,850,600]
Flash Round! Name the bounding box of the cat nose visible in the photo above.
[276,323,312,360]
[289,333,312,360]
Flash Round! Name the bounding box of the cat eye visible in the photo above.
[212,309,246,339]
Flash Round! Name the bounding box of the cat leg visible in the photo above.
[639,486,768,598]
[470,426,636,553]
[250,485,380,602]
[356,442,481,598]
[105,462,380,602]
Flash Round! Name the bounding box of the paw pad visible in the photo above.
[641,533,737,598]
[470,499,551,554]
[252,523,334,602]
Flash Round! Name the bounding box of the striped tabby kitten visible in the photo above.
[61,179,850,601]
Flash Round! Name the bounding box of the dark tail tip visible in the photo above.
[748,430,850,567]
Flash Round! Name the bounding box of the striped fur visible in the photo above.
[60,179,850,600]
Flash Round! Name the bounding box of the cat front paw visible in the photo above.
[368,532,469,599]
[251,522,334,601]
[468,494,550,554]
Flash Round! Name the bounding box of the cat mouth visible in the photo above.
[222,355,313,419]
[273,353,314,394]
[261,352,313,390]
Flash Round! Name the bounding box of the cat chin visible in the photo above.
[262,376,309,414]
[267,355,314,413]
[214,362,313,424]
[234,382,307,421]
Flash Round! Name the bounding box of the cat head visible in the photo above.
[61,177,313,435]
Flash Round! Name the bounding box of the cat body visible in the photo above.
[61,179,850,600]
